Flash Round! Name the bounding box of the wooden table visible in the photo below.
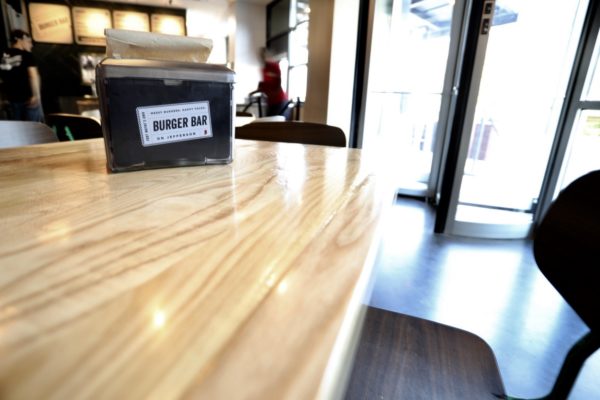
[0,138,394,400]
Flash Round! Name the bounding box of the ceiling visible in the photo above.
[237,0,272,4]
[95,0,272,10]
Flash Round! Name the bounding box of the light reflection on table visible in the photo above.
[0,138,394,400]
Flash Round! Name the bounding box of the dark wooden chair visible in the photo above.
[241,92,267,118]
[277,97,302,121]
[344,307,505,400]
[235,121,346,147]
[241,93,302,121]
[503,170,600,400]
[345,170,600,400]
[45,113,103,142]
[289,98,303,121]
[0,121,58,148]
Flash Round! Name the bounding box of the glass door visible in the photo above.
[437,0,589,238]
[537,2,600,217]
[361,0,462,196]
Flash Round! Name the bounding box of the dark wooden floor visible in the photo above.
[364,196,600,400]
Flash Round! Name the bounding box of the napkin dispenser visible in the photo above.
[96,58,235,172]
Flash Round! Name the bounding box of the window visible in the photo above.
[267,0,310,101]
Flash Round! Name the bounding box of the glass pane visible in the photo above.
[289,21,308,66]
[268,0,291,39]
[557,110,600,191]
[362,0,454,191]
[456,0,587,224]
[280,58,289,93]
[288,64,307,101]
[582,28,600,100]
[296,0,310,24]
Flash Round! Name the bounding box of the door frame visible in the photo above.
[434,0,496,235]
[535,0,600,223]
[430,0,471,202]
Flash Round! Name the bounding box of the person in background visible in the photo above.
[0,29,44,122]
[251,48,288,117]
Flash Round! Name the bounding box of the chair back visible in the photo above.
[236,111,254,118]
[534,170,600,331]
[235,121,346,147]
[241,92,268,118]
[0,121,58,148]
[278,97,302,121]
[45,113,103,141]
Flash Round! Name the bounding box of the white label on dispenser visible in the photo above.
[136,101,213,147]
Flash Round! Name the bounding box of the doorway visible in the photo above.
[537,0,600,220]
[361,0,458,196]
[438,0,589,238]
[360,0,591,238]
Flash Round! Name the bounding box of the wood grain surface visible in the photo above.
[0,138,394,400]
[344,307,506,400]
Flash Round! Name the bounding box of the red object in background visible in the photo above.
[258,61,287,106]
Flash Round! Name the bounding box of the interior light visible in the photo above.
[122,14,148,31]
[154,15,184,35]
[85,11,111,36]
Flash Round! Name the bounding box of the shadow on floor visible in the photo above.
[367,196,599,400]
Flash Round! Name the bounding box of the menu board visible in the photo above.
[113,10,150,32]
[72,7,112,46]
[29,3,73,44]
[151,14,186,36]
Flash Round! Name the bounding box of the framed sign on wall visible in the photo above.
[72,7,112,46]
[29,3,73,44]
[113,10,150,32]
[151,14,186,36]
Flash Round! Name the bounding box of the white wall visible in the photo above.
[232,2,265,104]
[185,1,230,64]
[326,0,360,138]
[179,0,265,104]
[303,0,334,124]
[177,0,357,122]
